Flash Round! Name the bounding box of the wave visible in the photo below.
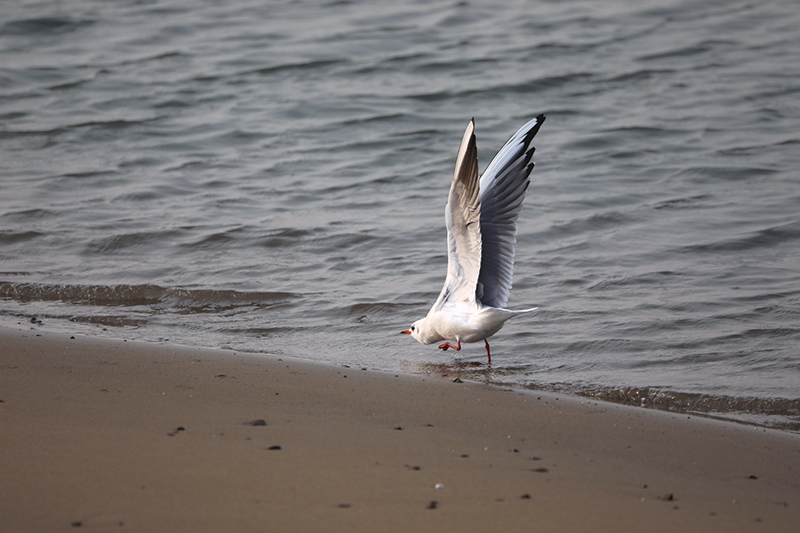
[680,220,800,254]
[0,16,95,36]
[404,72,595,102]
[0,230,45,244]
[414,359,800,432]
[563,384,800,432]
[0,281,299,310]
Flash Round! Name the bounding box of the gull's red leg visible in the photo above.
[484,339,491,364]
[438,339,461,352]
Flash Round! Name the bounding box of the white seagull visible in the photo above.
[402,115,545,363]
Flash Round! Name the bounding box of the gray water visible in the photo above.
[2,0,799,431]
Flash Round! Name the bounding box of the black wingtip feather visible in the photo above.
[521,114,545,148]
[523,148,536,166]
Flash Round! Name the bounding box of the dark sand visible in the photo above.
[1,326,798,531]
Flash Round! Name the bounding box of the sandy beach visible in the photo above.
[1,325,798,532]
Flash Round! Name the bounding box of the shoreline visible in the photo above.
[1,325,798,531]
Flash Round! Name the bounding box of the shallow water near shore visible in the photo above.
[1,0,799,430]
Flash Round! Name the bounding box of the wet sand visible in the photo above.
[1,325,798,532]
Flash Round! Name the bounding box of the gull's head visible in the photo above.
[401,318,434,345]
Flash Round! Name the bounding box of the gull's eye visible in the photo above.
[411,326,415,331]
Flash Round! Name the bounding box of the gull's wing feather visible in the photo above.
[432,119,482,311]
[477,114,545,308]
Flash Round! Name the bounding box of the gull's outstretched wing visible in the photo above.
[477,114,545,308]
[432,119,482,311]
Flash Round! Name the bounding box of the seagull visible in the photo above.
[402,115,545,363]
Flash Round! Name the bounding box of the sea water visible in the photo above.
[1,0,799,430]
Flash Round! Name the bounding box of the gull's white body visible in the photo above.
[403,115,545,362]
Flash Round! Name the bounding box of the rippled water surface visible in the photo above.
[2,0,799,430]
